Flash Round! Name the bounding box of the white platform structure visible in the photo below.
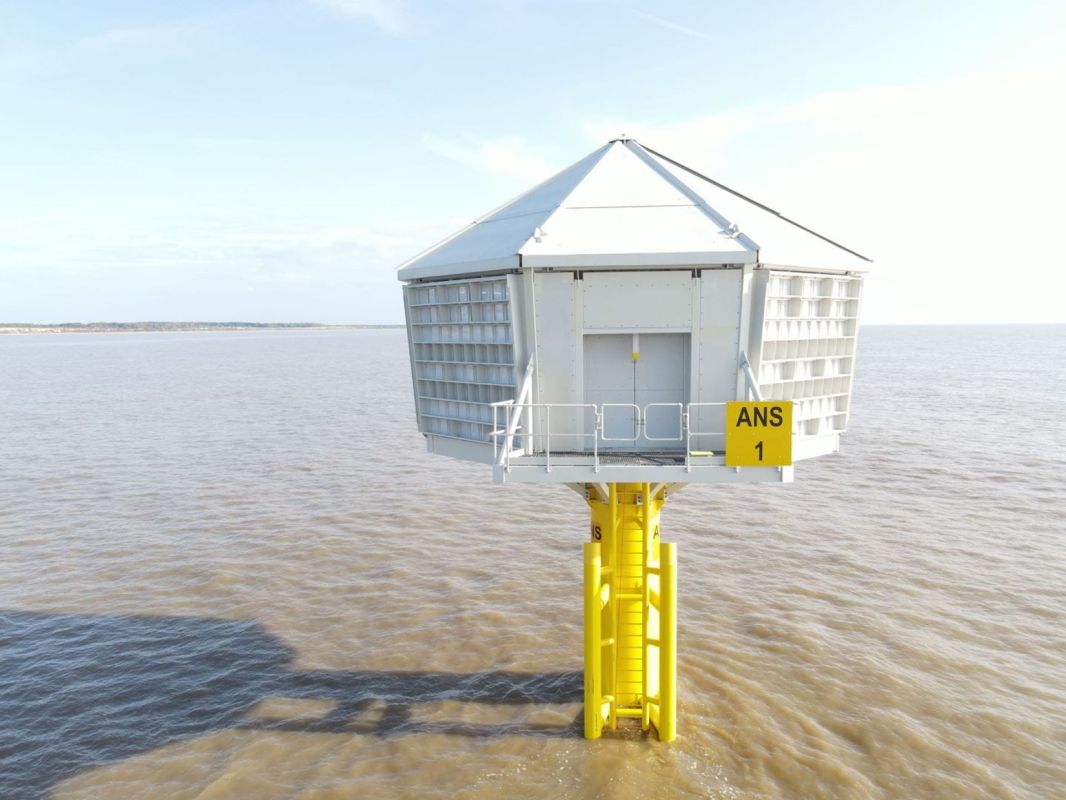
[398,138,870,485]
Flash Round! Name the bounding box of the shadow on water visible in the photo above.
[0,610,583,799]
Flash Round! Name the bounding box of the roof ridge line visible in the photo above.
[639,142,873,263]
[624,140,759,255]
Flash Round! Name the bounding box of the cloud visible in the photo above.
[422,134,558,184]
[78,28,160,50]
[582,69,1066,323]
[309,0,417,36]
[1,22,189,73]
[230,224,423,259]
[632,10,717,43]
[0,215,464,322]
[75,19,202,54]
[0,214,463,286]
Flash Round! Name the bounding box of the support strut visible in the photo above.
[583,482,677,741]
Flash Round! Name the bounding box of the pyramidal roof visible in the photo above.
[397,139,871,281]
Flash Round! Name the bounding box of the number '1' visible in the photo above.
[755,441,764,461]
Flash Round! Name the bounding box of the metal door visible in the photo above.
[583,333,689,450]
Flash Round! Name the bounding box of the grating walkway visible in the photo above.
[542,451,689,466]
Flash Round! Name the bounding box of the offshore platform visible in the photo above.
[396,138,868,740]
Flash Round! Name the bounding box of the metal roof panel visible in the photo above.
[397,138,870,280]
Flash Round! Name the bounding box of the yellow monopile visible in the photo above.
[583,483,676,741]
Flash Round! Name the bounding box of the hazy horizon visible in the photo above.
[4,320,1064,329]
[3,1,1065,326]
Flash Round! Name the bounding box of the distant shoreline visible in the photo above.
[0,323,404,335]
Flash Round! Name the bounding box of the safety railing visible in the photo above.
[490,351,765,473]
[683,402,728,472]
[490,357,535,467]
[492,400,729,473]
[493,402,599,473]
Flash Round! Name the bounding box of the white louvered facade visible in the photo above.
[404,277,517,444]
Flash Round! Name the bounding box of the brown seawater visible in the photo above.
[0,325,1063,799]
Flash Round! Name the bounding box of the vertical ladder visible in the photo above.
[584,482,677,741]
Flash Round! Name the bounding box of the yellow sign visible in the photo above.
[725,401,793,467]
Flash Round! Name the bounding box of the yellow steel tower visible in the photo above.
[584,483,676,740]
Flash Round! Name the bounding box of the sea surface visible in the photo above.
[0,325,1063,800]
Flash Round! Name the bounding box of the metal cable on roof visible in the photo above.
[637,142,873,263]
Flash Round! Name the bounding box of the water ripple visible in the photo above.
[0,326,1064,799]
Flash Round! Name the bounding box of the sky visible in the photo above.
[1,0,1064,325]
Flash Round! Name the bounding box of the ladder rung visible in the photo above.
[615,707,644,718]
[615,591,643,599]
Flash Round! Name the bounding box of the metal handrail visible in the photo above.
[491,356,535,466]
[490,353,768,472]
[492,400,731,474]
[494,402,600,474]
[488,349,771,469]
[599,403,641,442]
[683,402,728,472]
[489,400,512,464]
[739,351,764,401]
[643,403,684,442]
[683,402,728,436]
